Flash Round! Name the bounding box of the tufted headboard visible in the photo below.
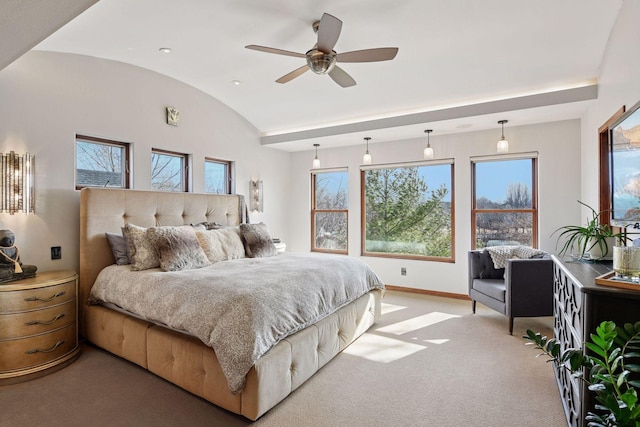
[79,188,246,333]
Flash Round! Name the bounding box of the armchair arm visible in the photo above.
[505,257,554,317]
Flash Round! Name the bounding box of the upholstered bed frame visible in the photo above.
[79,187,382,420]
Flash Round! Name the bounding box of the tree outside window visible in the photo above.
[312,170,348,253]
[205,158,232,194]
[472,157,538,248]
[151,149,188,192]
[362,162,454,260]
[75,135,129,190]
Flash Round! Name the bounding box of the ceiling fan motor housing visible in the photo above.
[306,49,337,74]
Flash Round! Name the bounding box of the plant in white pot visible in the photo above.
[553,201,628,260]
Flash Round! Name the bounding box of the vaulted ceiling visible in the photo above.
[4,0,623,151]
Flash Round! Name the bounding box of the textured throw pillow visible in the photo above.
[122,224,160,271]
[239,223,278,258]
[215,227,246,260]
[147,226,211,272]
[195,230,226,263]
[105,232,130,265]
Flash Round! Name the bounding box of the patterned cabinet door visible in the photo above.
[553,261,584,427]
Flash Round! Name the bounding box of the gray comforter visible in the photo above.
[89,253,384,394]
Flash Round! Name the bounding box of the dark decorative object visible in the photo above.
[0,229,36,283]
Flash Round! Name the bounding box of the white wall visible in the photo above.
[0,51,291,273]
[581,0,640,210]
[289,120,582,295]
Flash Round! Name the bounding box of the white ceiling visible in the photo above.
[28,0,622,151]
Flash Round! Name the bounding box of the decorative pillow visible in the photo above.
[195,230,226,263]
[122,224,160,271]
[239,223,278,258]
[105,232,130,265]
[147,226,211,272]
[215,227,246,260]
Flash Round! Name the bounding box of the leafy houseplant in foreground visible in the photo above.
[552,200,628,260]
[524,321,640,427]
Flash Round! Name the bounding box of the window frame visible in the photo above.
[75,134,130,190]
[204,157,234,194]
[311,168,349,255]
[360,159,455,262]
[471,153,539,249]
[151,148,190,192]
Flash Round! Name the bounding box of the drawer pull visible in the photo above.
[25,340,65,354]
[25,313,65,326]
[25,291,65,302]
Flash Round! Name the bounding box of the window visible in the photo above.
[472,155,538,248]
[151,149,189,192]
[75,135,130,190]
[311,169,348,253]
[362,160,454,260]
[205,157,233,194]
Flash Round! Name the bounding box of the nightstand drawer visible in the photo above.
[0,324,77,372]
[0,299,75,339]
[0,280,75,313]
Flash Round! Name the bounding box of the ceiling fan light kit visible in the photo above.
[245,13,398,88]
[306,50,337,74]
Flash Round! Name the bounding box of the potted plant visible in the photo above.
[524,321,640,427]
[553,200,628,260]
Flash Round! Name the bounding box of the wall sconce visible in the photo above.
[312,143,321,168]
[363,137,372,165]
[1,152,34,215]
[250,179,263,213]
[497,120,509,153]
[423,129,434,159]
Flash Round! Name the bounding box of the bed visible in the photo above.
[79,187,384,420]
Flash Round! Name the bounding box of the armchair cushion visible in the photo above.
[472,279,506,301]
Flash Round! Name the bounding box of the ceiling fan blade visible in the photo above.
[337,47,399,63]
[245,45,305,58]
[328,66,356,88]
[276,65,309,84]
[316,13,342,53]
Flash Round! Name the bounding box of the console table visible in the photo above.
[552,255,640,427]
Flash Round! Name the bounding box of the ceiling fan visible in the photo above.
[245,13,398,88]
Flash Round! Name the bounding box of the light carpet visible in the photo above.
[0,290,567,426]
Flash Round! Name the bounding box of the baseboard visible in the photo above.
[385,285,470,300]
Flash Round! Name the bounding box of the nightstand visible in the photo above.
[0,270,80,384]
[274,242,286,253]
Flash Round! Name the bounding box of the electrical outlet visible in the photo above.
[51,246,61,260]
[401,267,407,276]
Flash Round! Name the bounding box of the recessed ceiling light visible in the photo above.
[158,47,172,53]
[231,80,242,86]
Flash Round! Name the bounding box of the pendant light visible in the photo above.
[423,129,434,159]
[312,143,321,168]
[497,120,509,153]
[363,137,372,165]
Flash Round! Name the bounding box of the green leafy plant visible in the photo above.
[524,321,640,427]
[552,200,628,260]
